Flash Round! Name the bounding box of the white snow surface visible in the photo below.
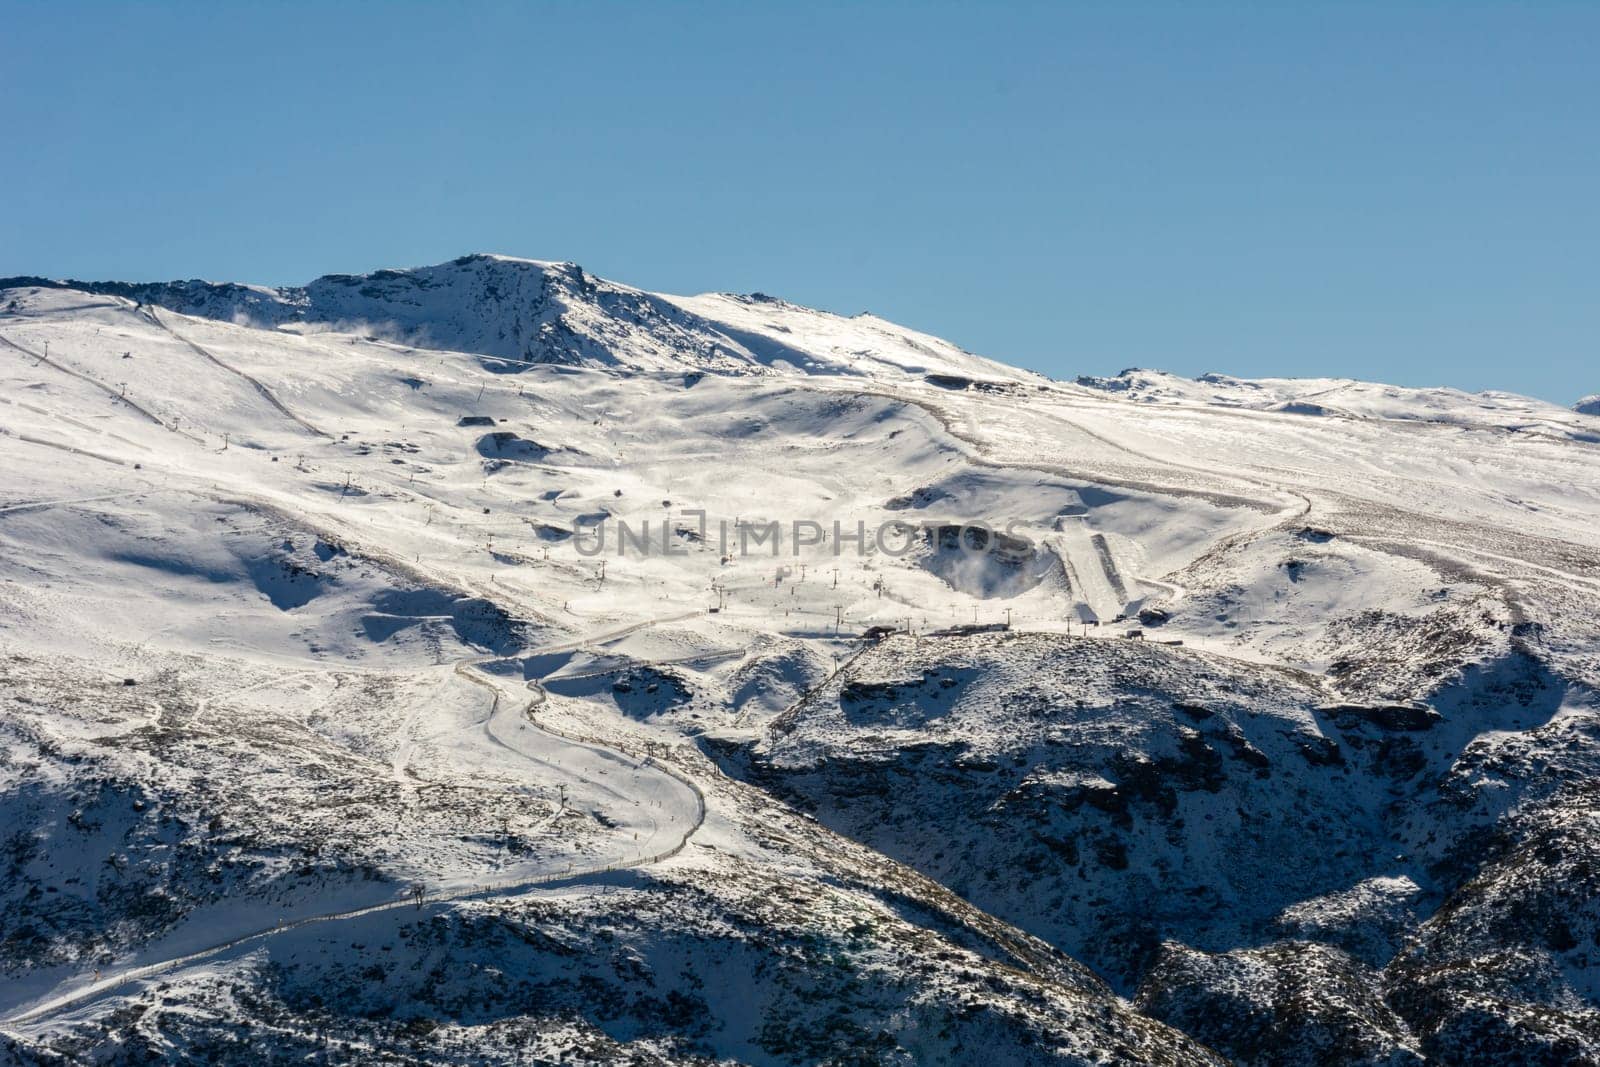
[1,255,1597,1063]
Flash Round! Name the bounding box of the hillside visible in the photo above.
[2,256,1597,1065]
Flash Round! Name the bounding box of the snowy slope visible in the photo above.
[2,257,1598,1065]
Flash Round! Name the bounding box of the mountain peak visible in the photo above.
[2,255,1030,383]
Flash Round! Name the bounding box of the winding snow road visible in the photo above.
[0,634,706,1034]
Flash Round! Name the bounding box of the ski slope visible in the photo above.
[2,256,1598,1064]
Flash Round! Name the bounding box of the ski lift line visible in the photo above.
[146,308,334,440]
[0,332,199,440]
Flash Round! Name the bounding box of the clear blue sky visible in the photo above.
[3,2,1594,403]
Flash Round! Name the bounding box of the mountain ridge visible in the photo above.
[1,254,1029,384]
[6,255,1583,425]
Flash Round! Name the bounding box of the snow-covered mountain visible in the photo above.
[6,254,1030,382]
[2,256,1597,1065]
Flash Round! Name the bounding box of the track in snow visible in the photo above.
[1,635,706,1033]
[146,307,333,440]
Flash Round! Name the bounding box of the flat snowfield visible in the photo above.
[2,257,1597,1065]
